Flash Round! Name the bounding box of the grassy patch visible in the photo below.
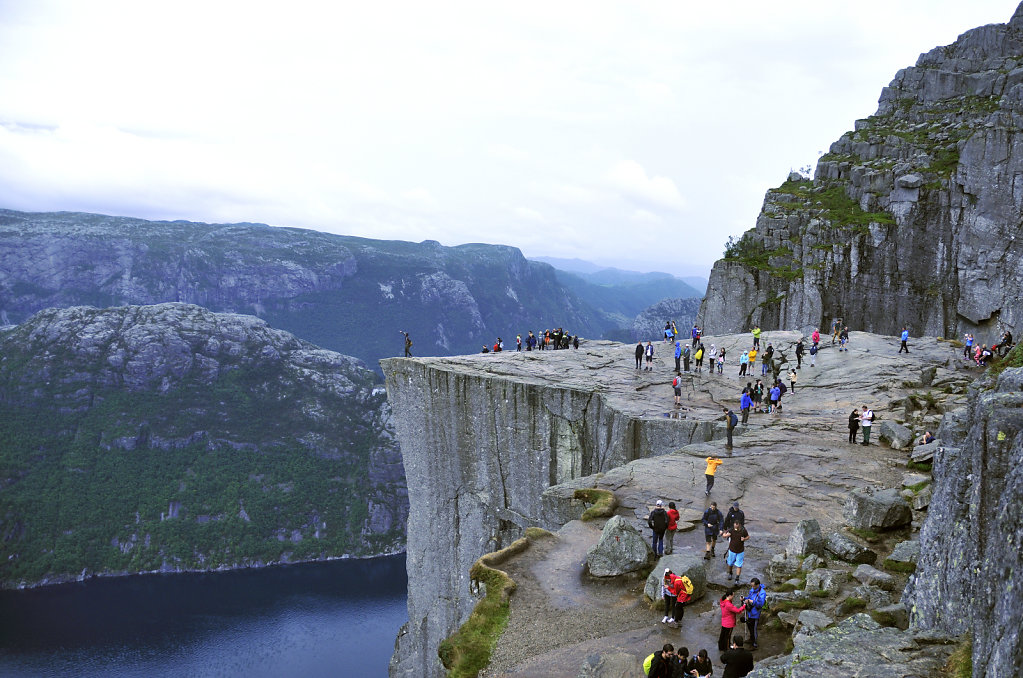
[869,609,899,627]
[574,488,617,521]
[847,527,882,543]
[906,480,931,493]
[837,596,867,615]
[437,529,553,677]
[945,635,972,678]
[989,342,1023,378]
[809,589,832,598]
[907,460,933,472]
[883,559,917,574]
[774,581,799,593]
[773,598,812,613]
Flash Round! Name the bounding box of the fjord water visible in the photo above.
[0,555,407,678]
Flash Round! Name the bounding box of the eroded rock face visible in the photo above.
[786,518,826,558]
[699,7,1023,341]
[907,367,1023,677]
[844,488,912,531]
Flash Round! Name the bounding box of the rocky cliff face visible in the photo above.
[906,366,1022,677]
[381,347,726,678]
[0,209,602,370]
[0,303,406,587]
[699,5,1023,340]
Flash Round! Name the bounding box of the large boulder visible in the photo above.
[852,584,892,609]
[801,553,825,572]
[826,533,878,564]
[786,519,826,558]
[887,540,920,567]
[793,609,834,644]
[878,421,914,450]
[844,488,913,531]
[585,515,650,577]
[768,553,800,582]
[643,553,707,602]
[806,568,850,595]
[853,564,898,591]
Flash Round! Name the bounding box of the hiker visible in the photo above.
[703,502,723,560]
[720,520,749,583]
[899,327,910,353]
[761,343,773,376]
[718,588,744,652]
[788,369,797,393]
[694,343,704,372]
[752,380,764,413]
[768,383,780,414]
[704,456,723,496]
[742,578,766,650]
[645,341,654,370]
[848,409,860,444]
[963,333,974,360]
[720,635,754,677]
[683,344,692,373]
[860,405,874,446]
[401,331,413,357]
[708,344,718,375]
[636,342,644,369]
[527,330,537,350]
[723,407,738,449]
[675,341,683,374]
[809,342,817,367]
[665,322,674,343]
[747,347,757,375]
[724,502,745,528]
[738,351,748,377]
[920,430,935,445]
[739,389,752,425]
[692,324,701,347]
[648,500,668,556]
[661,569,679,624]
[673,373,684,406]
[811,327,820,348]
[665,501,681,554]
[515,334,522,351]
[666,571,692,624]
[794,339,804,368]
[717,348,725,374]
[688,648,713,677]
[645,643,676,678]
[839,326,849,351]
[751,325,761,350]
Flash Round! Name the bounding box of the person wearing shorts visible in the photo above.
[721,520,749,583]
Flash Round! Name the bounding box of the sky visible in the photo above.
[0,1,1017,278]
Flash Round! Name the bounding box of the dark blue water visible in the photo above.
[0,555,407,678]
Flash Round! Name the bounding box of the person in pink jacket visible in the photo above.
[718,588,744,652]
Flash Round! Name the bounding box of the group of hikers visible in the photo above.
[645,483,764,677]
[481,328,580,353]
[963,330,1013,367]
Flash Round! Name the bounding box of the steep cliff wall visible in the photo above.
[699,5,1023,340]
[382,348,722,678]
[906,365,1023,678]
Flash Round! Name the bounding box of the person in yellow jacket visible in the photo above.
[704,456,723,496]
[747,347,757,374]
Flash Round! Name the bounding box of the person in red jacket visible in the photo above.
[718,588,744,652]
[667,572,692,625]
[665,501,681,555]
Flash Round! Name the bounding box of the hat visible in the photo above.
[664,568,672,576]
[656,499,663,506]
[732,502,739,508]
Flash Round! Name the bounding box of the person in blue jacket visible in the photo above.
[740,390,753,424]
[674,341,683,374]
[899,327,910,353]
[742,577,766,650]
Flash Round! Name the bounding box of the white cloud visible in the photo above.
[606,160,686,212]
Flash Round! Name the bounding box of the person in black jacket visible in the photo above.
[635,342,644,369]
[702,502,723,560]
[647,643,676,678]
[648,500,668,556]
[724,502,745,530]
[848,409,860,444]
[720,636,754,677]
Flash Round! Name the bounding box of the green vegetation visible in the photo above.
[907,460,933,472]
[945,635,973,678]
[438,529,552,677]
[883,559,917,574]
[868,609,899,627]
[837,596,867,614]
[574,488,617,521]
[773,598,812,613]
[906,480,931,493]
[847,527,882,543]
[989,342,1023,378]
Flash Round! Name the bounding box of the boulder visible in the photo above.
[901,473,930,488]
[786,519,826,558]
[875,603,910,630]
[844,488,912,531]
[853,564,898,591]
[853,584,892,609]
[769,553,800,582]
[801,553,825,572]
[910,441,940,463]
[912,485,932,510]
[887,540,920,566]
[878,421,914,450]
[896,173,924,189]
[643,553,707,602]
[826,533,878,564]
[585,515,649,577]
[806,568,850,595]
[776,610,798,629]
[794,609,833,641]
[919,365,937,386]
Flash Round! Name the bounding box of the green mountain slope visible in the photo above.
[0,303,405,588]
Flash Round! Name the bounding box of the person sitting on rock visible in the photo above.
[920,431,935,445]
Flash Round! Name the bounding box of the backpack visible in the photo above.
[643,653,655,676]
[680,575,694,596]
[728,412,738,427]
[810,345,818,355]
[672,376,681,388]
[779,382,787,395]
[695,349,703,360]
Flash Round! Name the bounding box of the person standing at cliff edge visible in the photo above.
[635,341,644,369]
[899,327,910,353]
[645,341,655,371]
[401,331,413,357]
[704,456,723,495]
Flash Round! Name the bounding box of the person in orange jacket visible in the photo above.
[704,456,723,496]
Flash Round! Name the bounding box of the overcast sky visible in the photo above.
[0,1,1016,277]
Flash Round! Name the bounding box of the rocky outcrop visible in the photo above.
[699,5,1023,340]
[0,303,406,587]
[0,209,604,370]
[585,516,648,577]
[906,367,1023,677]
[844,488,912,531]
[381,346,729,678]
